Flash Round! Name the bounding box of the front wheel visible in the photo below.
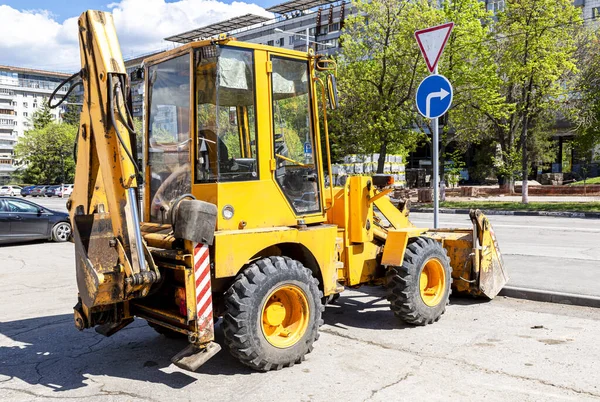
[386,237,451,326]
[52,222,71,242]
[223,256,323,371]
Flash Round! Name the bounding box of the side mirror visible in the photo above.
[37,208,44,216]
[326,74,339,110]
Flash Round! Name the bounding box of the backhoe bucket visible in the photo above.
[469,210,509,299]
[73,213,125,308]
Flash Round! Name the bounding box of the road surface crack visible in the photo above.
[364,361,422,401]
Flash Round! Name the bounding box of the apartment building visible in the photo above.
[0,66,70,184]
[165,1,350,54]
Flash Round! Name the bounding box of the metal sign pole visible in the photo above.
[433,65,439,229]
[414,22,454,230]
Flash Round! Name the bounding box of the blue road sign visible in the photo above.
[304,142,312,154]
[416,74,453,119]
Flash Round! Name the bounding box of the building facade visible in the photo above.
[0,66,70,184]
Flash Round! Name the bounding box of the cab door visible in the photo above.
[269,54,323,217]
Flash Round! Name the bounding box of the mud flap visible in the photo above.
[470,210,509,299]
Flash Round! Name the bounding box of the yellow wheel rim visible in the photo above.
[419,258,446,307]
[261,285,309,348]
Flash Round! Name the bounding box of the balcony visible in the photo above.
[0,103,15,110]
[0,163,16,172]
[0,123,16,130]
[0,90,14,100]
[0,143,15,151]
[16,78,69,94]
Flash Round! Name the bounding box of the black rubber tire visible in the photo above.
[51,222,72,242]
[386,237,451,326]
[223,256,323,371]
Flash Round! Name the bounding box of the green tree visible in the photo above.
[432,0,503,199]
[489,0,581,202]
[570,29,600,169]
[14,123,77,184]
[62,94,81,126]
[335,0,440,172]
[30,99,54,130]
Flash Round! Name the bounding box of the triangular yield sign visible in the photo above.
[415,22,454,73]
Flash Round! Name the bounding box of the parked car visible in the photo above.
[0,185,22,196]
[45,185,64,197]
[30,186,48,197]
[20,185,37,197]
[62,184,74,197]
[0,197,71,244]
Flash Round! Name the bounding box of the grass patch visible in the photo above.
[417,201,600,213]
[569,176,600,186]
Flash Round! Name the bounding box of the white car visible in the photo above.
[62,184,74,197]
[0,185,22,196]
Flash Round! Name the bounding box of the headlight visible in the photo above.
[222,205,234,220]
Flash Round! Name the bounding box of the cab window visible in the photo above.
[195,46,258,182]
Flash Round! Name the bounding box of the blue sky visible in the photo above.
[0,0,278,22]
[0,0,275,70]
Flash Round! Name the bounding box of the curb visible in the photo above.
[411,207,600,219]
[499,286,600,308]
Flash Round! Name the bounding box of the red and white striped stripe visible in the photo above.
[194,242,213,332]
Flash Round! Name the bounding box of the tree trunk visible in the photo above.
[377,141,387,174]
[521,76,534,204]
[521,122,529,204]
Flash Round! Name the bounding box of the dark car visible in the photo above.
[20,185,37,197]
[30,186,47,197]
[0,197,71,244]
[45,185,64,197]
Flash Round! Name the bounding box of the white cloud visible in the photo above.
[0,0,271,72]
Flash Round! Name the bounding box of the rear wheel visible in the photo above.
[386,237,451,326]
[52,222,71,242]
[223,256,323,371]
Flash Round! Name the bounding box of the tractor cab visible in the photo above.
[143,39,334,231]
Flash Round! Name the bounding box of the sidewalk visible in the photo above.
[411,206,600,219]
[448,195,600,202]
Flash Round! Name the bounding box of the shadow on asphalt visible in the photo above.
[323,285,493,330]
[0,288,492,393]
[0,314,253,393]
[323,286,413,331]
[0,239,49,248]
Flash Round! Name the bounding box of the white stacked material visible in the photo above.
[329,154,406,187]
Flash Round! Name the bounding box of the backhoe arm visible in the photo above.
[69,11,159,319]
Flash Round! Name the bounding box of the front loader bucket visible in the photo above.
[470,209,509,299]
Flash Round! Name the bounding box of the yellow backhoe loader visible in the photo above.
[65,10,508,372]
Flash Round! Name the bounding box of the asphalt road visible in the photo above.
[20,197,600,296]
[1,204,600,401]
[410,212,600,297]
[1,240,599,401]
